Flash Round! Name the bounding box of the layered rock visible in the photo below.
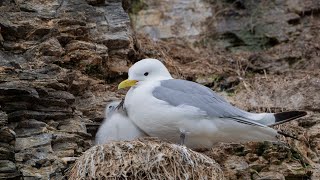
[131,0,320,51]
[129,0,320,179]
[0,0,135,178]
[0,0,320,179]
[130,0,213,41]
[0,112,20,179]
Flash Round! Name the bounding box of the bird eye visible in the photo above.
[108,106,113,109]
[144,72,149,76]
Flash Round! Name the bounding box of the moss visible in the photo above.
[198,25,279,52]
[234,146,247,156]
[195,74,222,88]
[129,0,146,15]
[256,141,269,156]
[226,91,236,97]
[289,147,310,168]
[128,0,148,26]
[211,74,223,85]
[218,27,280,52]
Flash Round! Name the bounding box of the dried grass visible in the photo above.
[68,138,224,180]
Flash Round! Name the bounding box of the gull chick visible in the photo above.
[118,58,307,149]
[95,101,147,144]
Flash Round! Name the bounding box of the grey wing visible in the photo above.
[152,79,267,127]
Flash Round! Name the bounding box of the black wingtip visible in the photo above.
[271,111,307,127]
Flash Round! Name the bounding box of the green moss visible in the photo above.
[128,0,148,26]
[289,148,310,168]
[217,27,279,52]
[226,91,236,97]
[195,74,222,87]
[256,141,269,156]
[234,146,247,156]
[129,0,146,15]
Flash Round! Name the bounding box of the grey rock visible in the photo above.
[15,145,55,164]
[57,117,87,133]
[0,85,39,98]
[0,159,20,179]
[0,127,15,143]
[0,160,17,173]
[15,133,52,151]
[0,0,133,179]
[48,91,75,104]
[101,32,131,50]
[0,111,7,127]
[16,119,47,129]
[0,142,15,161]
[8,110,72,122]
[14,0,63,17]
[86,0,105,6]
[256,172,285,180]
[131,0,212,41]
[36,38,65,57]
[15,119,48,137]
[45,81,68,91]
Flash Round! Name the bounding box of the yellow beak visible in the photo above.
[118,79,138,89]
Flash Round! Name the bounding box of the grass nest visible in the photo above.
[68,138,224,179]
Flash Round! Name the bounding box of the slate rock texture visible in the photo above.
[130,0,320,179]
[0,0,136,179]
[1,0,320,179]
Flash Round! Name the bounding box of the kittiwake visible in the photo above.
[118,58,307,148]
[95,101,147,144]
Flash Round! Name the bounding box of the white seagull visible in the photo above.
[95,101,147,145]
[118,59,306,149]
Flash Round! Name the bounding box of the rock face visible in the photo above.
[131,0,320,51]
[0,0,135,178]
[1,0,134,76]
[130,0,212,41]
[0,122,19,179]
[1,0,320,179]
[130,0,320,179]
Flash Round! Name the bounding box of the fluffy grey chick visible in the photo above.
[95,100,147,144]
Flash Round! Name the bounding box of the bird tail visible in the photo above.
[269,111,307,127]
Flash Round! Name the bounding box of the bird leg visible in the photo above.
[179,129,186,146]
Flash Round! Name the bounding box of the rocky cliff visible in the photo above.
[0,0,137,178]
[1,0,320,179]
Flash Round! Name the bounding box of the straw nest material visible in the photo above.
[68,138,224,179]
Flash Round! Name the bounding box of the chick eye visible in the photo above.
[144,72,149,76]
[108,106,113,109]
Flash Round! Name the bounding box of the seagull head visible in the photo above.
[106,101,119,113]
[105,101,120,117]
[118,58,172,89]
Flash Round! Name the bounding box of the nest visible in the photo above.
[68,138,224,179]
